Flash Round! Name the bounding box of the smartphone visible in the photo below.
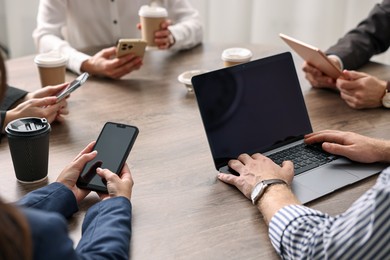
[56,72,89,103]
[116,39,147,58]
[76,122,139,193]
[279,33,343,79]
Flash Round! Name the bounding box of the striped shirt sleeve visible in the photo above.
[268,167,390,259]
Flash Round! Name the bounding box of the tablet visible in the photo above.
[279,33,342,79]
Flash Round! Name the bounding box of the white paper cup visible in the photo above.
[139,5,168,47]
[34,52,68,87]
[221,48,253,67]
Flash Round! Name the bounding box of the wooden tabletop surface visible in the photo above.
[1,43,390,259]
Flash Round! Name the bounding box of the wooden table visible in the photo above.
[2,43,390,259]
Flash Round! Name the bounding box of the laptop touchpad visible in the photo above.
[294,166,358,194]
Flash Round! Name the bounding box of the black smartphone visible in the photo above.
[76,122,139,193]
[56,72,89,103]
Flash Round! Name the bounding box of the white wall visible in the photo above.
[1,0,39,58]
[0,0,387,63]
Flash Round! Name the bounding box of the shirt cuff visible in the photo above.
[60,46,91,75]
[268,205,326,256]
[327,54,344,71]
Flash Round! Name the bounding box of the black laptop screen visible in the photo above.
[192,52,313,170]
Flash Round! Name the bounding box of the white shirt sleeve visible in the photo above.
[33,0,203,74]
[33,0,90,74]
[164,0,203,51]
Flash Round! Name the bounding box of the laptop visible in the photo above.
[191,52,385,204]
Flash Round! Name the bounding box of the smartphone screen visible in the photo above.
[76,122,139,192]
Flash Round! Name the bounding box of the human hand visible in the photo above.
[336,70,386,109]
[302,56,341,89]
[80,46,143,79]
[217,153,294,199]
[96,163,133,201]
[305,130,390,163]
[155,20,175,49]
[3,96,68,132]
[56,141,97,203]
[137,20,175,49]
[23,83,69,122]
[24,83,68,100]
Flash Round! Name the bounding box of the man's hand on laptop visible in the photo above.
[304,130,390,163]
[217,153,300,225]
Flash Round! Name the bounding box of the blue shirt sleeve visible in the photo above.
[76,197,132,260]
[18,183,132,259]
[22,208,79,260]
[17,182,78,218]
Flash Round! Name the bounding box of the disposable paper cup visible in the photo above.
[34,52,67,87]
[221,48,253,67]
[6,117,51,183]
[139,5,168,47]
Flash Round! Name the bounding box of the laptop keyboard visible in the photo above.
[267,143,338,175]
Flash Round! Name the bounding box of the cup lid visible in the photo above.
[5,117,50,137]
[221,48,253,62]
[138,5,168,17]
[34,51,68,68]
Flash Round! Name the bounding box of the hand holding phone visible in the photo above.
[56,72,89,103]
[76,122,139,193]
[116,39,147,58]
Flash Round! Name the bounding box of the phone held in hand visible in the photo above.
[116,39,147,58]
[56,72,89,103]
[76,122,139,193]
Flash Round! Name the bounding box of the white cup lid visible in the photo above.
[34,52,68,67]
[221,48,253,62]
[138,5,168,18]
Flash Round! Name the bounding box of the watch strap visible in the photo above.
[251,178,286,205]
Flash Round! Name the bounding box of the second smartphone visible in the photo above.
[116,39,147,58]
[76,122,139,193]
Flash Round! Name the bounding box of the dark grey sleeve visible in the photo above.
[326,0,390,70]
[0,85,28,110]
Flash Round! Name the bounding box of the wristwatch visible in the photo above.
[251,179,287,205]
[381,81,390,108]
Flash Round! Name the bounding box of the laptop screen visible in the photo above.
[192,52,312,170]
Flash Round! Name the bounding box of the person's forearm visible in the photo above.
[76,197,132,258]
[17,182,78,218]
[2,110,17,133]
[375,139,390,163]
[256,184,301,225]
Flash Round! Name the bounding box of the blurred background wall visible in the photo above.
[0,0,386,63]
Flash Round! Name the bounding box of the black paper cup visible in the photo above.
[5,117,51,183]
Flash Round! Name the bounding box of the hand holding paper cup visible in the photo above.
[139,5,168,47]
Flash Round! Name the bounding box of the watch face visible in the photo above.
[382,93,390,108]
[251,182,265,202]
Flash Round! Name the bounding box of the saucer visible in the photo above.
[178,70,208,93]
